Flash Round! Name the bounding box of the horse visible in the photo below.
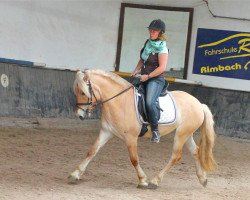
[68,69,217,189]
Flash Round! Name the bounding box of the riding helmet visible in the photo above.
[148,19,166,33]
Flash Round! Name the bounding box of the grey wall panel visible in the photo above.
[0,63,76,117]
[0,64,10,115]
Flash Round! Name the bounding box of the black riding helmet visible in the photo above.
[148,19,166,33]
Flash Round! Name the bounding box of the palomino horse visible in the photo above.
[68,69,217,189]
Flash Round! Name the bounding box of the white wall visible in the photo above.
[0,0,121,69]
[0,0,249,91]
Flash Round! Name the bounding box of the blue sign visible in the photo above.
[193,28,250,80]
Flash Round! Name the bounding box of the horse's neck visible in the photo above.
[91,74,131,101]
[90,74,139,133]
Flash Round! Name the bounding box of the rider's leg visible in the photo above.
[145,77,165,143]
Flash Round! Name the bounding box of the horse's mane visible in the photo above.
[73,69,131,97]
[86,69,131,87]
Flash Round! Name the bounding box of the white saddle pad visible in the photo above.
[134,88,177,125]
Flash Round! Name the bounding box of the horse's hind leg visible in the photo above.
[126,137,148,189]
[186,136,207,187]
[148,130,190,189]
[68,128,113,184]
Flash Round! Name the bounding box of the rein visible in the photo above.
[101,85,133,104]
[76,82,133,110]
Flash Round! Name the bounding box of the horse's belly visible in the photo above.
[142,124,177,138]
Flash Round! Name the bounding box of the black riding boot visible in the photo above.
[139,124,148,137]
[151,124,160,143]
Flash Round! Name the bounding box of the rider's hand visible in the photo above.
[131,71,137,78]
[140,74,149,82]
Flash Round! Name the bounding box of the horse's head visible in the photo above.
[73,70,97,120]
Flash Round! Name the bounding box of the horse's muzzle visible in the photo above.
[79,116,85,120]
[76,109,86,120]
[76,108,92,120]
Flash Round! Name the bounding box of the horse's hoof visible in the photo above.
[67,175,79,185]
[202,179,208,187]
[147,182,158,190]
[137,184,148,190]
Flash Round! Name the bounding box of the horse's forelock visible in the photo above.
[74,71,91,97]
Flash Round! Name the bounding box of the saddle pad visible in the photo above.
[134,88,177,125]
[158,92,177,124]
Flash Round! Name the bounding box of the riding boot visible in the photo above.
[151,124,160,143]
[139,124,148,137]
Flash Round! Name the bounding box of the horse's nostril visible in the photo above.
[79,116,84,120]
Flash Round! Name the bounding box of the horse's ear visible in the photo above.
[83,72,89,82]
[83,69,89,82]
[76,69,82,76]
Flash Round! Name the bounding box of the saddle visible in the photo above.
[132,78,171,137]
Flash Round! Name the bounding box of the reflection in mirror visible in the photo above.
[115,3,193,79]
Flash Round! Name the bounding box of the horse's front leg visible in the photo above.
[68,128,113,184]
[126,138,148,189]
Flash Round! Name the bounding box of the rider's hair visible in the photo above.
[158,32,167,42]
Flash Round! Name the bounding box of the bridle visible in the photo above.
[75,79,133,118]
[75,80,97,110]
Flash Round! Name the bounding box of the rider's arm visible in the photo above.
[148,53,168,78]
[132,58,144,76]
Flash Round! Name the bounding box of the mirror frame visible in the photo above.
[115,3,193,79]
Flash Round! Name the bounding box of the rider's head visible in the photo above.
[148,19,166,33]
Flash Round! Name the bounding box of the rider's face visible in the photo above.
[149,28,160,40]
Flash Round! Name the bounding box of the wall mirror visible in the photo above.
[115,3,193,79]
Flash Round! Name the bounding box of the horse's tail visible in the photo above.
[198,104,217,171]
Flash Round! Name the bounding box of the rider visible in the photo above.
[131,19,169,143]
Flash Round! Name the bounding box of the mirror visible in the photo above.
[115,3,193,79]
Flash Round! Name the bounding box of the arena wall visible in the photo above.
[1,64,249,139]
[0,63,75,118]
